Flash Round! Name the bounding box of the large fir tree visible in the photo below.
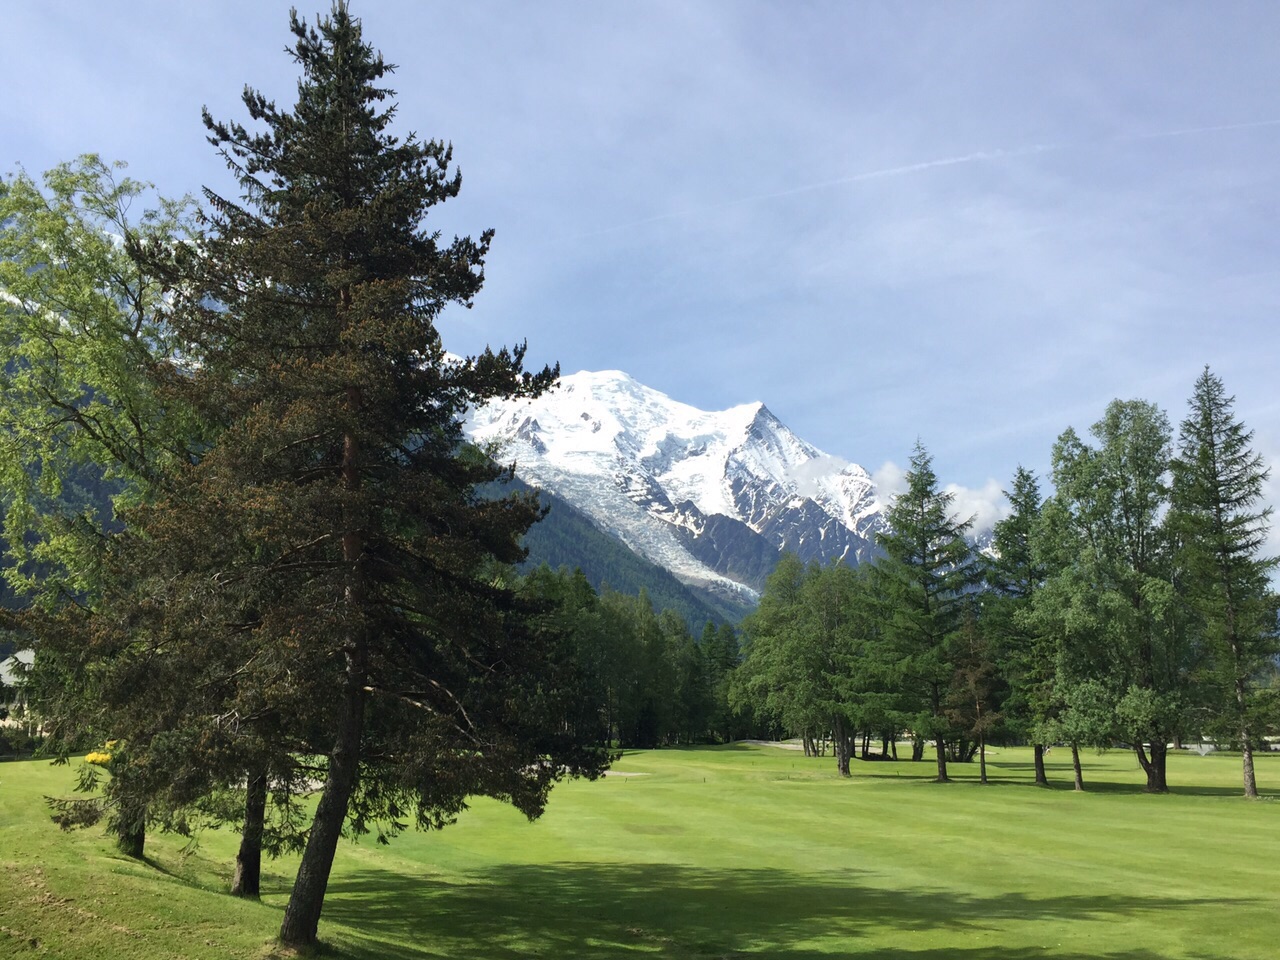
[1171,367,1278,798]
[873,441,978,782]
[103,4,607,945]
[988,466,1055,785]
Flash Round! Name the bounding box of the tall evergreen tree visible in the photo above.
[1171,367,1278,798]
[988,466,1055,785]
[103,5,607,946]
[873,441,977,782]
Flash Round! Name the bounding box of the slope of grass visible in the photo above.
[2,745,1277,958]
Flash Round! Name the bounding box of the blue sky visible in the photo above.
[6,2,1280,532]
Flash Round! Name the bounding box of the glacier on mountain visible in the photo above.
[465,369,885,598]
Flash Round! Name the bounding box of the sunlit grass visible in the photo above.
[2,744,1277,958]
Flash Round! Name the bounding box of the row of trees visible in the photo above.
[734,377,1279,797]
[1,5,614,948]
[521,568,744,748]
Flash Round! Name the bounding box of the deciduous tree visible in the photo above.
[0,156,204,858]
[1047,401,1192,793]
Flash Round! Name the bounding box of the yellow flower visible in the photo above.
[85,751,113,767]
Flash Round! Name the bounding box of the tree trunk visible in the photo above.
[1033,743,1048,786]
[279,410,367,948]
[278,659,365,946]
[978,735,987,784]
[890,737,898,761]
[1241,732,1258,799]
[232,769,268,898]
[1071,742,1084,792]
[117,818,145,859]
[911,736,924,762]
[1237,675,1259,799]
[114,788,146,860]
[832,716,851,777]
[1135,741,1169,794]
[933,734,950,782]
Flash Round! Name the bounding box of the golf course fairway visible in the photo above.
[1,743,1276,958]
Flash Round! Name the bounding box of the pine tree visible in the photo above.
[106,4,606,945]
[1171,367,1278,798]
[873,441,977,782]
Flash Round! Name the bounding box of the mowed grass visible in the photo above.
[2,746,1278,959]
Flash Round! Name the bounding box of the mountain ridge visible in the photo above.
[467,369,886,596]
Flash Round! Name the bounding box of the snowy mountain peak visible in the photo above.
[466,369,885,597]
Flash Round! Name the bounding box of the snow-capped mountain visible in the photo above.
[465,370,885,600]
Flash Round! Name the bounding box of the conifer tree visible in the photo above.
[873,441,977,782]
[1171,367,1278,798]
[945,602,1002,784]
[105,4,606,945]
[988,466,1055,784]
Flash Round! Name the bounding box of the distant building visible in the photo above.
[0,649,33,722]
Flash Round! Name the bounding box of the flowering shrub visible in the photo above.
[85,741,119,767]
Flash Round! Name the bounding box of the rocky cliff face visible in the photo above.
[465,369,885,598]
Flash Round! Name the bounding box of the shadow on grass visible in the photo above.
[976,759,1271,798]
[319,861,1247,960]
[823,756,1267,798]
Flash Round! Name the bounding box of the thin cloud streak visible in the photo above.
[1124,118,1280,142]
[566,117,1280,243]
[566,144,1057,242]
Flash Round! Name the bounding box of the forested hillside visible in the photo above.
[513,480,752,626]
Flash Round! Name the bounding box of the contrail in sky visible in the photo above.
[568,144,1054,240]
[1124,118,1280,141]
[568,118,1280,241]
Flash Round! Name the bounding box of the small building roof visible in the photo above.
[0,649,34,687]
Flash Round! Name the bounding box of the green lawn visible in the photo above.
[2,745,1277,958]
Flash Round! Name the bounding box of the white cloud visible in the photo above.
[944,479,1011,539]
[790,454,851,499]
[872,461,1009,540]
[871,460,909,509]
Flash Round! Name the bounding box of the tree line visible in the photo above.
[732,381,1279,797]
